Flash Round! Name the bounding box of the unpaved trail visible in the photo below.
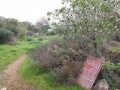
[0,55,34,90]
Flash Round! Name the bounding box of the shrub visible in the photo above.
[109,41,119,46]
[99,62,120,89]
[105,49,120,63]
[26,37,33,41]
[0,28,15,44]
[30,38,86,85]
[100,47,120,89]
[37,37,43,41]
[29,44,60,70]
[53,60,83,85]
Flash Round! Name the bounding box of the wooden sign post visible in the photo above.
[77,56,105,89]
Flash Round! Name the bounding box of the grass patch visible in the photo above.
[109,46,120,51]
[18,58,85,90]
[0,36,49,70]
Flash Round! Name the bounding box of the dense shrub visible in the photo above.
[26,37,33,41]
[30,44,60,70]
[105,49,120,63]
[0,28,15,44]
[96,49,120,89]
[98,62,120,89]
[38,37,44,41]
[30,38,86,85]
[53,60,83,85]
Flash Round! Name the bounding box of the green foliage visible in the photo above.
[110,46,120,51]
[0,36,48,70]
[26,37,33,41]
[0,40,32,70]
[0,17,34,39]
[18,58,85,90]
[101,61,120,89]
[49,0,120,55]
[0,28,14,44]
[102,61,120,70]
[38,37,44,41]
[4,18,19,36]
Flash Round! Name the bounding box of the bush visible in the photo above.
[26,37,33,41]
[105,49,120,63]
[30,38,86,85]
[37,37,43,41]
[30,44,60,70]
[98,62,120,89]
[53,60,83,85]
[109,41,119,46]
[0,28,15,44]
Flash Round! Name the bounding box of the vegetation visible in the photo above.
[18,58,85,90]
[0,28,15,44]
[0,36,48,70]
[47,0,120,89]
[0,16,51,44]
[48,0,120,56]
[0,0,120,90]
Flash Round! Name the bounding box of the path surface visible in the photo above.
[0,55,34,90]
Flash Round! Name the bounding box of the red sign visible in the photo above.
[77,56,105,89]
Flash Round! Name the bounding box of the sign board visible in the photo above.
[76,56,105,89]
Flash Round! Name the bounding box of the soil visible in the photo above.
[0,55,35,90]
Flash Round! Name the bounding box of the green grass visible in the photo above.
[109,46,120,51]
[0,36,49,70]
[18,58,85,90]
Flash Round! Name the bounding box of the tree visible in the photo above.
[0,16,32,38]
[36,17,50,34]
[4,18,19,36]
[48,0,120,56]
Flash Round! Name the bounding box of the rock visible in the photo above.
[92,79,109,90]
[0,87,7,90]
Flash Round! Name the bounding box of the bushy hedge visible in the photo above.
[0,28,15,44]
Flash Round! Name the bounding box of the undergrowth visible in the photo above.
[18,58,85,90]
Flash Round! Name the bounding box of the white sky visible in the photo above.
[0,0,62,23]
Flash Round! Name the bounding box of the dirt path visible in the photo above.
[0,55,34,90]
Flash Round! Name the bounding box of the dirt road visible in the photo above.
[0,55,34,90]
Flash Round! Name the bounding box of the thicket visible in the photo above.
[0,28,15,44]
[30,38,86,85]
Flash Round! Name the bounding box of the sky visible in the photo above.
[0,0,62,23]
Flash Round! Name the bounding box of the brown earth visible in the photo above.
[0,55,35,90]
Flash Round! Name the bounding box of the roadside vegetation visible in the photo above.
[19,0,120,90]
[18,58,85,90]
[0,0,120,90]
[0,36,49,70]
